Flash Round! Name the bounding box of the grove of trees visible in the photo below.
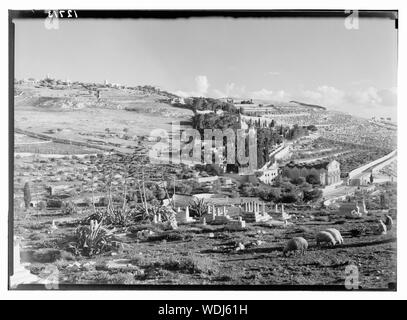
[239,178,322,204]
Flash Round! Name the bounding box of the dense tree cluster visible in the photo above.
[185,97,238,113]
[192,113,240,133]
[246,119,309,141]
[166,179,200,196]
[285,124,309,140]
[239,99,254,104]
[305,172,321,185]
[192,112,311,170]
[194,164,224,176]
[256,128,283,168]
[240,177,322,204]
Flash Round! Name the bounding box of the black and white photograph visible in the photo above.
[7,8,399,293]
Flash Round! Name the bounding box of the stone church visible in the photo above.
[282,160,341,186]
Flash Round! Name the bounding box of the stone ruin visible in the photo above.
[359,199,368,215]
[240,200,272,223]
[153,207,178,229]
[225,216,246,231]
[152,212,162,224]
[202,205,247,230]
[276,204,292,225]
[202,205,232,225]
[171,202,260,231]
[342,199,368,219]
[175,206,195,224]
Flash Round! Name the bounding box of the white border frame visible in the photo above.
[1,0,405,300]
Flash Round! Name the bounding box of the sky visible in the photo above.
[14,16,398,119]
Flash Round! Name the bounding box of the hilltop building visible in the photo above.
[258,161,279,185]
[171,97,185,105]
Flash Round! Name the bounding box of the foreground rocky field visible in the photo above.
[14,205,396,289]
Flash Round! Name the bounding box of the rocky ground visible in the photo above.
[13,206,396,289]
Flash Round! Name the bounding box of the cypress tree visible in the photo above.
[23,182,31,209]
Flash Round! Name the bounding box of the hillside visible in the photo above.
[14,80,194,153]
[289,100,327,111]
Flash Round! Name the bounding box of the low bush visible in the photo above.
[146,230,193,242]
[144,255,219,275]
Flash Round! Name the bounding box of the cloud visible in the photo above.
[344,87,397,110]
[301,86,345,106]
[212,84,288,102]
[212,82,246,98]
[296,85,397,113]
[175,77,396,118]
[267,71,280,76]
[346,87,381,106]
[174,75,210,97]
[378,88,397,106]
[173,90,191,98]
[346,87,397,118]
[251,89,289,101]
[195,75,209,95]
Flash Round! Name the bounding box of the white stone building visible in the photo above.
[258,161,279,185]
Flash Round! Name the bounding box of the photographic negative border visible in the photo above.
[8,9,398,291]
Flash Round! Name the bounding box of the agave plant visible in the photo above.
[74,219,114,256]
[189,198,209,218]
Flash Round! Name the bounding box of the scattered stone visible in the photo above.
[105,259,143,274]
[176,206,195,224]
[225,217,246,231]
[48,220,58,234]
[67,262,82,270]
[82,261,96,270]
[137,229,154,239]
[22,248,62,263]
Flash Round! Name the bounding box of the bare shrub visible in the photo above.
[140,255,218,275]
